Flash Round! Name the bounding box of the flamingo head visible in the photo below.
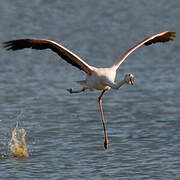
[124,74,134,85]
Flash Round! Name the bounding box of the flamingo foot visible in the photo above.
[67,88,73,93]
[67,87,87,94]
[104,138,109,149]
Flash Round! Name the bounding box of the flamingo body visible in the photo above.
[86,67,116,91]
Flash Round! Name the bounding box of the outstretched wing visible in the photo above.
[3,39,92,75]
[113,31,176,69]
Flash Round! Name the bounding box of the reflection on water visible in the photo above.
[9,123,29,158]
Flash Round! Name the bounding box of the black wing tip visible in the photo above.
[164,31,176,40]
[3,39,32,51]
[168,31,176,39]
[3,41,13,50]
[168,31,176,36]
[144,31,176,46]
[3,40,21,51]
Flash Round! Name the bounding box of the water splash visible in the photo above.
[9,123,29,158]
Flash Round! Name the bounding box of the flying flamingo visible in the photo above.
[3,31,176,149]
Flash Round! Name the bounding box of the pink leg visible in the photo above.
[98,90,108,149]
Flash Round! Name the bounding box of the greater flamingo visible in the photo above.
[3,31,176,149]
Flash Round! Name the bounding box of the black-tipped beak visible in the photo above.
[130,79,134,85]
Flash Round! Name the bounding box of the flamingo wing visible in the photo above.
[113,31,176,69]
[3,39,92,75]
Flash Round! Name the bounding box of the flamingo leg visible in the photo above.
[98,90,108,149]
[67,87,88,94]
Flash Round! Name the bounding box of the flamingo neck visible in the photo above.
[115,79,126,89]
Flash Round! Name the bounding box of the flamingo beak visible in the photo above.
[130,78,134,85]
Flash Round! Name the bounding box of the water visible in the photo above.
[0,0,180,179]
